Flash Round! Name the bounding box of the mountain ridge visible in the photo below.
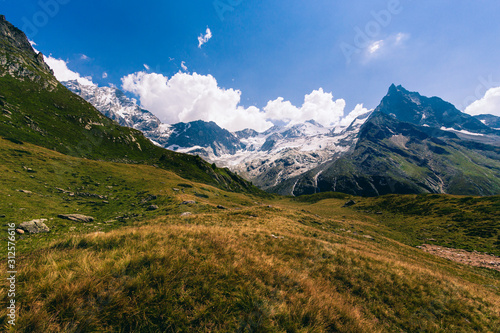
[276,86,500,196]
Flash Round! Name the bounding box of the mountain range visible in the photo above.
[63,80,372,189]
[64,79,500,197]
[0,15,258,195]
[2,12,499,198]
[1,15,500,332]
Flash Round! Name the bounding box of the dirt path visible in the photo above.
[417,244,500,272]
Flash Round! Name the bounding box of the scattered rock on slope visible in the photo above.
[19,219,50,234]
[342,200,357,207]
[58,214,95,223]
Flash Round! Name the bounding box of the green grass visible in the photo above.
[1,139,499,332]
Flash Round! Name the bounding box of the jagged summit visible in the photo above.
[0,14,54,80]
[0,15,33,53]
[375,84,494,134]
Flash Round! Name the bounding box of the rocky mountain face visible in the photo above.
[379,85,496,134]
[62,80,173,146]
[272,86,500,196]
[474,114,500,130]
[0,15,57,90]
[63,79,372,190]
[65,77,500,197]
[167,120,245,156]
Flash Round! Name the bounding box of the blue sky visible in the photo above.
[3,0,500,130]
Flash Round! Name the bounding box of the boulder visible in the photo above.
[181,200,196,205]
[58,214,94,223]
[146,205,159,211]
[217,205,227,210]
[18,189,32,194]
[19,219,49,234]
[181,212,193,217]
[15,229,24,234]
[342,200,357,208]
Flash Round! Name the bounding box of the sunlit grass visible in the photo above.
[1,138,499,332]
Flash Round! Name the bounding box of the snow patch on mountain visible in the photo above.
[64,79,372,189]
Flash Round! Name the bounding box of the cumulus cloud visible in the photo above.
[339,104,372,127]
[198,27,212,48]
[44,56,94,86]
[264,89,347,127]
[121,71,370,132]
[464,87,500,117]
[121,71,273,132]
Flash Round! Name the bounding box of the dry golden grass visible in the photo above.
[3,206,499,332]
[1,139,499,332]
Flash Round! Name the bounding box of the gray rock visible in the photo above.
[18,189,32,194]
[147,205,159,211]
[181,200,196,205]
[181,212,193,217]
[217,205,227,210]
[58,214,95,223]
[342,200,357,208]
[19,219,49,234]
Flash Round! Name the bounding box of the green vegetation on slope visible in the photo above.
[1,139,499,332]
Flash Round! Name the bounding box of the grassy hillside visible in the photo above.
[1,138,499,332]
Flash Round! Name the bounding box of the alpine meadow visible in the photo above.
[1,2,500,332]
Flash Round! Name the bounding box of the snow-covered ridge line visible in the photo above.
[63,79,372,189]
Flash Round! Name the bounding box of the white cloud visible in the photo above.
[80,54,90,60]
[339,104,372,127]
[181,61,188,72]
[143,64,150,71]
[264,88,347,127]
[121,71,369,132]
[102,72,108,79]
[121,71,273,132]
[365,32,409,59]
[44,55,94,86]
[368,40,383,54]
[464,87,500,117]
[394,32,409,45]
[198,27,212,48]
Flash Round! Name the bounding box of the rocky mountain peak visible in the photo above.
[0,15,55,84]
[375,84,494,134]
[0,15,33,54]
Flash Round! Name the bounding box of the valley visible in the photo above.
[1,137,499,332]
[1,13,499,332]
